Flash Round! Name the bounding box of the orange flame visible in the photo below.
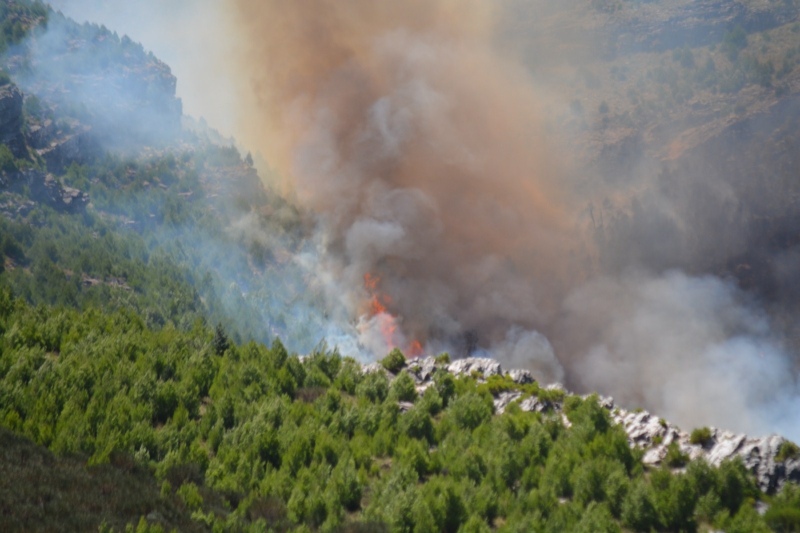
[363,273,424,358]
[408,339,423,358]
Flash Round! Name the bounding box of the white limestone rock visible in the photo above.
[447,357,502,379]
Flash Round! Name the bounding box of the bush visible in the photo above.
[388,371,417,403]
[776,441,800,463]
[434,371,456,408]
[764,506,800,533]
[0,144,17,173]
[664,442,689,468]
[176,482,203,510]
[381,348,406,374]
[622,481,658,532]
[446,392,492,431]
[690,427,713,447]
[356,371,389,403]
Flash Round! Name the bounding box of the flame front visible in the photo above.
[362,273,423,358]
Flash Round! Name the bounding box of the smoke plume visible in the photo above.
[229,0,582,378]
[225,0,799,438]
[48,0,799,438]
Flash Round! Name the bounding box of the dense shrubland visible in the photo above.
[0,1,798,530]
[0,82,796,533]
[0,285,797,532]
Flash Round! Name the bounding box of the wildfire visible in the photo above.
[362,273,423,358]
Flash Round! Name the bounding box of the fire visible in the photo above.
[362,273,424,358]
[408,339,423,358]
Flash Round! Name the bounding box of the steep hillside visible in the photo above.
[507,0,800,326]
[0,1,798,532]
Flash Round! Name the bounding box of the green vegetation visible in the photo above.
[690,427,714,447]
[765,483,800,532]
[0,2,797,530]
[0,0,47,54]
[381,348,407,374]
[0,283,785,531]
[776,441,800,463]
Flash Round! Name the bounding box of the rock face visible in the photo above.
[374,355,800,494]
[446,357,502,378]
[612,408,800,493]
[26,170,88,213]
[35,125,98,175]
[5,14,183,149]
[0,83,26,158]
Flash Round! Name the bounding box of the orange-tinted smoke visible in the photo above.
[229,0,581,350]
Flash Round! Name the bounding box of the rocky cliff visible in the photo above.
[0,81,25,158]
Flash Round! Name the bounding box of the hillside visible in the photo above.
[506,0,800,327]
[0,0,799,532]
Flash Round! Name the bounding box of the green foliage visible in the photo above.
[690,426,714,446]
[622,480,658,532]
[381,348,406,374]
[388,370,418,403]
[0,0,48,54]
[664,442,689,468]
[356,370,389,403]
[765,483,800,532]
[445,391,493,431]
[777,440,800,462]
[0,144,18,173]
[212,323,229,356]
[0,299,774,531]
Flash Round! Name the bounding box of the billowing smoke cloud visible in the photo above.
[229,0,580,375]
[560,271,799,438]
[42,1,799,438]
[226,0,799,437]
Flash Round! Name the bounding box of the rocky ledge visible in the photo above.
[365,356,800,494]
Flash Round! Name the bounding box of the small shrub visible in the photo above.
[388,370,418,403]
[434,370,456,408]
[690,427,713,447]
[356,371,389,403]
[764,506,800,533]
[0,145,17,173]
[381,348,406,374]
[434,352,451,364]
[776,441,800,463]
[447,392,493,431]
[177,482,203,511]
[477,374,514,396]
[664,442,689,468]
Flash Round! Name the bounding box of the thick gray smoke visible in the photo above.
[46,0,800,439]
[560,271,799,439]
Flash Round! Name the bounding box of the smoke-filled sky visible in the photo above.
[46,0,799,440]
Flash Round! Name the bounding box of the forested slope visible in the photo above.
[0,1,798,532]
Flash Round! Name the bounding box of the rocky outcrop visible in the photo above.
[0,83,27,158]
[35,124,98,175]
[613,407,800,493]
[373,355,800,494]
[25,170,88,213]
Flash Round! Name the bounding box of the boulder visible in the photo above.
[26,170,88,212]
[447,357,502,379]
[507,368,534,385]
